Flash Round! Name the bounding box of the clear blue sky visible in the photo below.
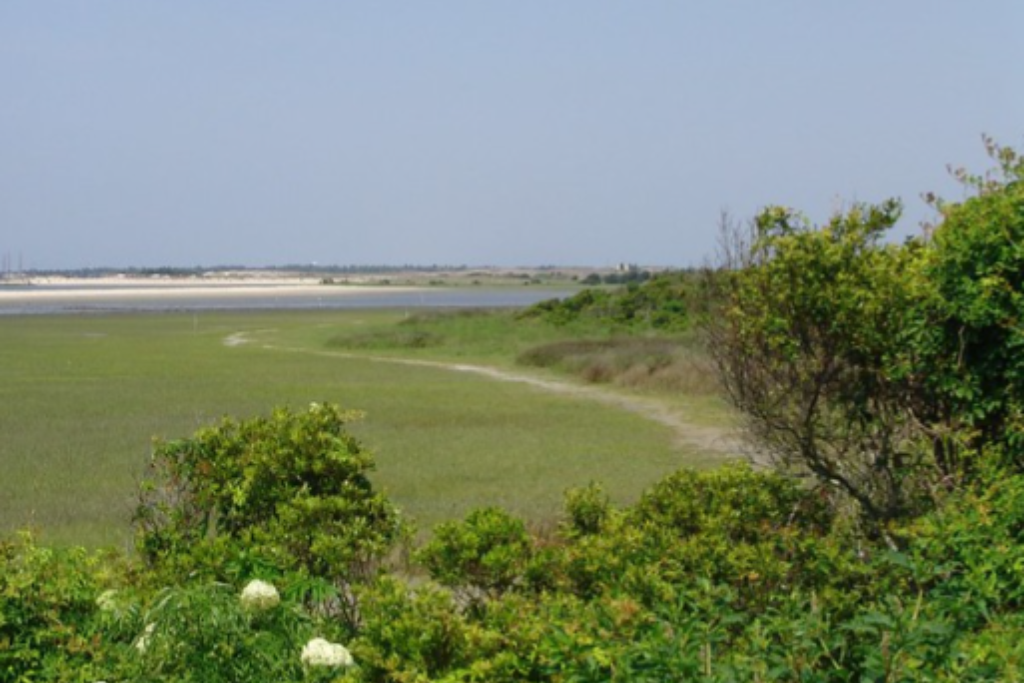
[2,2,1021,269]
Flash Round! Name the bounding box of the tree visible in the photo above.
[705,201,936,528]
[705,139,1024,531]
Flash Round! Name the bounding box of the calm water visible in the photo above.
[0,285,572,316]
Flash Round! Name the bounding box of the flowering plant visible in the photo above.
[301,637,355,668]
[95,589,119,613]
[135,622,156,653]
[240,579,280,611]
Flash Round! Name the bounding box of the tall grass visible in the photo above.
[323,308,560,363]
[517,335,720,395]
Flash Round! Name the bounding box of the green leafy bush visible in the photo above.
[8,463,1024,680]
[134,403,408,587]
[0,533,106,682]
[521,271,694,330]
[417,507,534,603]
[400,465,1024,681]
[923,139,1024,465]
[562,482,612,538]
[353,576,477,682]
[707,199,939,528]
[706,140,1024,530]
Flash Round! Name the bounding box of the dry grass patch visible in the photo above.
[517,336,720,395]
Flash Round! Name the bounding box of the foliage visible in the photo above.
[922,137,1024,465]
[133,403,407,587]
[0,533,106,682]
[352,576,477,682]
[580,268,653,286]
[9,462,1024,680]
[363,464,1024,681]
[561,482,612,538]
[705,139,1024,530]
[521,271,695,330]
[115,582,319,683]
[416,507,534,603]
[898,468,1024,628]
[706,200,938,527]
[553,464,852,607]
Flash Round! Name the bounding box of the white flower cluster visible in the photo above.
[95,589,118,613]
[301,637,355,668]
[240,579,281,611]
[135,622,156,653]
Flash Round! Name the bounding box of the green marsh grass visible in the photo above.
[1,309,728,548]
[324,307,563,363]
[324,308,735,424]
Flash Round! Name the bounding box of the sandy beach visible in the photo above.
[0,275,422,303]
[0,274,570,314]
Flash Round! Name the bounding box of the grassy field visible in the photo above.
[0,308,734,548]
[320,308,733,425]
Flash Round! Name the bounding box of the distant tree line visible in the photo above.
[580,269,653,286]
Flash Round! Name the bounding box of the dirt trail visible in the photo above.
[224,331,744,456]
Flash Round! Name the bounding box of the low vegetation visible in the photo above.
[0,310,704,547]
[520,270,695,331]
[323,273,716,396]
[517,336,717,395]
[4,139,1023,679]
[7,422,1024,680]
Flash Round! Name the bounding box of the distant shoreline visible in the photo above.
[0,275,420,302]
[0,275,572,316]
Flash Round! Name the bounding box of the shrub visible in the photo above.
[705,200,940,529]
[0,533,106,682]
[897,471,1024,629]
[629,462,833,541]
[705,140,1024,531]
[922,138,1024,466]
[134,403,408,589]
[417,508,534,603]
[113,581,323,683]
[353,576,476,681]
[520,271,694,330]
[562,482,612,538]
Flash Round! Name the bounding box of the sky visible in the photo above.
[1,2,1022,270]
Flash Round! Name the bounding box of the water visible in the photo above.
[0,284,571,316]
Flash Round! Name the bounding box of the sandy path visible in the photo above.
[224,331,744,457]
